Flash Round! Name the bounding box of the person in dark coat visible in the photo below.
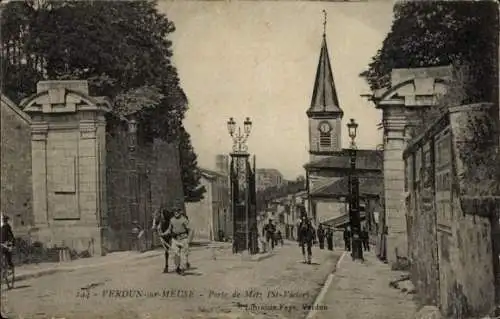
[317,224,325,249]
[263,219,276,250]
[298,217,316,264]
[326,227,334,251]
[343,226,351,251]
[361,226,370,251]
[1,214,15,268]
[276,230,284,247]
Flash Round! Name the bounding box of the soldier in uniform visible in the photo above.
[162,205,191,275]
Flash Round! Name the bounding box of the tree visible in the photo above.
[178,127,206,202]
[1,0,204,200]
[360,1,498,106]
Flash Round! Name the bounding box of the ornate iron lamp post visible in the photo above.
[347,118,364,261]
[227,117,253,254]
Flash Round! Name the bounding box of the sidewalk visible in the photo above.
[310,250,417,319]
[13,241,231,282]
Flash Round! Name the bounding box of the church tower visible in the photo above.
[307,14,343,162]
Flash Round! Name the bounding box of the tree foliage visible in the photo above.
[178,127,206,202]
[360,1,498,106]
[1,0,203,201]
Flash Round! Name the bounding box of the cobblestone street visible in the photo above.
[2,242,341,319]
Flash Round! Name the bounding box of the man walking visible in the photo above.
[1,214,15,269]
[262,219,276,251]
[326,227,334,251]
[317,224,325,249]
[343,225,351,251]
[298,217,316,264]
[361,226,370,252]
[161,205,191,275]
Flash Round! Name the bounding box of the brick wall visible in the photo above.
[0,95,33,228]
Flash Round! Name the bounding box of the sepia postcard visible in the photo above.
[0,0,499,318]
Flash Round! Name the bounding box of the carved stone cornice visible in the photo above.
[31,122,49,141]
[80,120,97,139]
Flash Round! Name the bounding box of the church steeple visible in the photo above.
[307,11,343,161]
[307,11,343,117]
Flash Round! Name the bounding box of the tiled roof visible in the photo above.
[304,149,383,170]
[322,212,366,228]
[310,176,383,197]
[307,35,342,116]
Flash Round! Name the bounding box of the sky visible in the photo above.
[157,0,395,180]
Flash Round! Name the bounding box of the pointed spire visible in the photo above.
[322,9,327,36]
[307,12,342,117]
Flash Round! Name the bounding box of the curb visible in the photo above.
[14,250,164,282]
[305,250,347,319]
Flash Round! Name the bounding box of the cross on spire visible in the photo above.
[322,10,327,36]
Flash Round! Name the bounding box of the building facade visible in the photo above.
[256,168,284,191]
[186,167,231,242]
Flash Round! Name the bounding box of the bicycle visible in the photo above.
[0,242,15,290]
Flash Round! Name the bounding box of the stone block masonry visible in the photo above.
[1,94,33,228]
[22,80,111,256]
[403,103,497,318]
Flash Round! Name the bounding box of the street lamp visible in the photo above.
[227,117,253,255]
[347,118,364,261]
[347,118,358,148]
[227,117,252,153]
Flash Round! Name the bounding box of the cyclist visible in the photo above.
[1,214,15,269]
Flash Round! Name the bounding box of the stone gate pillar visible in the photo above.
[22,80,111,256]
[371,66,452,265]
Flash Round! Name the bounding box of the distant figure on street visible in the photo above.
[317,224,325,249]
[218,229,225,242]
[263,219,276,250]
[361,226,370,251]
[153,207,174,273]
[343,226,351,251]
[276,230,284,247]
[326,227,334,251]
[298,217,316,264]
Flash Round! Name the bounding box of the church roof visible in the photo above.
[304,149,383,171]
[307,35,342,117]
[310,176,383,198]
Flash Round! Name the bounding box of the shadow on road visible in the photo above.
[8,284,31,291]
[183,271,203,276]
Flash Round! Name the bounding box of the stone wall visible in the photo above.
[105,118,185,252]
[0,94,32,229]
[404,103,497,318]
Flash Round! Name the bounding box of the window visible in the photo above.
[319,132,331,148]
